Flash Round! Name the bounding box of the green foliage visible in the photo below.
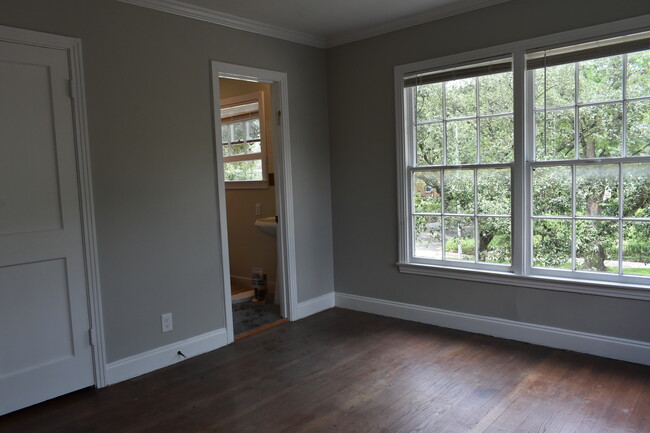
[627,100,650,156]
[578,103,622,158]
[445,237,474,255]
[533,219,571,268]
[412,54,649,272]
[624,222,650,265]
[535,109,574,160]
[444,170,474,213]
[446,78,476,118]
[446,120,477,165]
[224,160,263,181]
[416,124,443,166]
[480,116,514,163]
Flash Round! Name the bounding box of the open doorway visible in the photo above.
[219,79,284,338]
[210,62,298,344]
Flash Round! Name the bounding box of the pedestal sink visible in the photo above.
[254,216,277,237]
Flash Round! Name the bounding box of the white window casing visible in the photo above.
[395,15,650,300]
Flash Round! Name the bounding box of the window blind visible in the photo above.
[527,31,650,69]
[404,58,512,88]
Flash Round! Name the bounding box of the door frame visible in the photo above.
[210,61,298,343]
[0,25,107,388]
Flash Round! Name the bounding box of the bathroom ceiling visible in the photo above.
[121,0,511,47]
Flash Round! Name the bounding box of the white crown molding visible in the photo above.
[117,0,328,48]
[326,0,512,47]
[117,0,512,49]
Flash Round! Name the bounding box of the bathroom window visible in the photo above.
[220,91,268,188]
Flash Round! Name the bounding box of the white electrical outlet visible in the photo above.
[255,203,261,215]
[161,312,173,332]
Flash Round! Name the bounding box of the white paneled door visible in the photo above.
[0,39,95,415]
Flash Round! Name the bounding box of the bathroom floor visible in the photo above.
[232,301,283,335]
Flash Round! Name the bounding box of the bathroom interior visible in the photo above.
[219,77,285,337]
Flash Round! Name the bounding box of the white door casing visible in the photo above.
[0,27,104,415]
[210,62,298,343]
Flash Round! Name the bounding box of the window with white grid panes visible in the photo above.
[398,30,650,287]
[407,60,514,270]
[220,92,268,187]
[529,39,650,281]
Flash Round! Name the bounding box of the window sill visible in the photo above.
[397,262,650,301]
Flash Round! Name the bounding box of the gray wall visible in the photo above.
[327,0,650,342]
[0,0,334,362]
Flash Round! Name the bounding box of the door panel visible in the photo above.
[0,39,95,415]
[0,60,62,235]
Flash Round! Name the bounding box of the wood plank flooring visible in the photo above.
[1,308,649,432]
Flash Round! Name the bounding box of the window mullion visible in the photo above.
[512,49,527,276]
[618,163,624,276]
[622,53,628,157]
[571,164,577,272]
[474,168,479,262]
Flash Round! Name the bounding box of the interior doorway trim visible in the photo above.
[210,61,298,343]
[0,25,107,388]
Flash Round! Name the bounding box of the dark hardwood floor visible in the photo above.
[1,308,649,432]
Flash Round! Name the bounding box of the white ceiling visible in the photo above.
[120,0,511,47]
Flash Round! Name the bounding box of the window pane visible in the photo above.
[416,123,443,166]
[477,168,510,215]
[446,119,477,165]
[414,216,442,259]
[623,221,650,276]
[246,119,260,140]
[224,160,263,181]
[221,124,229,144]
[413,171,441,213]
[576,220,618,273]
[578,55,623,103]
[444,170,474,214]
[479,72,513,115]
[578,103,622,158]
[532,166,572,216]
[534,63,575,108]
[575,165,619,217]
[480,115,513,163]
[535,109,575,161]
[232,122,245,142]
[445,78,476,119]
[444,216,475,261]
[627,100,650,157]
[224,142,261,157]
[416,83,443,122]
[533,219,572,270]
[626,50,650,99]
[478,217,511,264]
[623,163,650,218]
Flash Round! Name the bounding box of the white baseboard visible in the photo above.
[106,328,228,385]
[295,292,335,320]
[231,274,276,291]
[335,292,650,366]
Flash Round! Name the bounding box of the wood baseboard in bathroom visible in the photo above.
[235,318,288,341]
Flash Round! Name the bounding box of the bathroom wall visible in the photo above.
[220,78,278,289]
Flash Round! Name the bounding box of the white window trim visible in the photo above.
[395,14,650,301]
[220,91,269,189]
